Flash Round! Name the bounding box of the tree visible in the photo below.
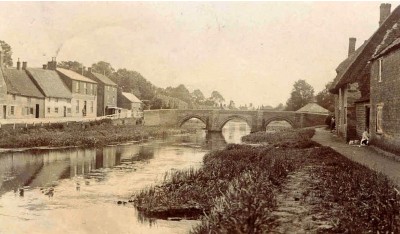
[273,103,285,111]
[315,82,335,112]
[92,61,115,77]
[192,89,205,104]
[210,90,225,104]
[0,40,13,67]
[285,79,314,111]
[58,61,83,73]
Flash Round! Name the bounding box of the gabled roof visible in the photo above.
[330,5,400,93]
[27,68,72,99]
[56,68,97,84]
[121,92,142,103]
[372,22,400,59]
[89,72,116,86]
[296,102,330,114]
[2,68,44,98]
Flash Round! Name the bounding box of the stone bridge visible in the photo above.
[144,109,328,132]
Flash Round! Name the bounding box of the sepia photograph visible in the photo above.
[0,1,399,233]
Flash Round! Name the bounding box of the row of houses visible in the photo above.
[330,3,400,150]
[0,55,143,120]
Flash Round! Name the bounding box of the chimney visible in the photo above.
[16,58,21,70]
[88,67,92,73]
[43,64,47,69]
[348,37,356,57]
[47,57,57,70]
[22,61,27,70]
[379,3,391,26]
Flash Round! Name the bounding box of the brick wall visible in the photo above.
[355,102,368,137]
[370,50,400,150]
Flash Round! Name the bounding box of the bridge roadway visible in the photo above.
[144,109,328,132]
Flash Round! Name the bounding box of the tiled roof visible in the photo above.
[122,92,142,103]
[90,72,116,86]
[372,23,400,59]
[56,68,97,83]
[2,68,44,98]
[27,68,72,99]
[330,5,400,93]
[296,103,330,114]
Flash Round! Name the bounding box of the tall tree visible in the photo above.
[58,61,83,73]
[92,61,115,77]
[210,90,225,104]
[315,82,335,112]
[192,89,205,103]
[0,40,13,67]
[285,79,314,111]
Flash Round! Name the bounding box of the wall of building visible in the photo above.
[103,85,117,115]
[370,50,400,150]
[3,94,44,119]
[71,94,97,118]
[355,102,369,137]
[44,98,72,118]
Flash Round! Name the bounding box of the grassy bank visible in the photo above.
[133,128,400,233]
[0,119,192,148]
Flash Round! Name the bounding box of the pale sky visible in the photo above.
[0,2,398,107]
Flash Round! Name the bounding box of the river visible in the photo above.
[0,121,250,234]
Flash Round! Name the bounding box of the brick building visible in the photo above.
[368,16,400,151]
[117,92,143,118]
[56,66,98,118]
[330,3,400,141]
[86,68,118,116]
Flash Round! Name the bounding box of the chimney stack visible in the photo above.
[348,37,356,57]
[22,61,27,70]
[47,57,57,70]
[88,67,92,73]
[379,3,391,26]
[16,58,21,70]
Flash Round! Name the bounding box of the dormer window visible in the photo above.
[378,58,383,82]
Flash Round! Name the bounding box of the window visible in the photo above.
[10,106,14,115]
[27,97,31,103]
[12,95,16,100]
[84,83,88,94]
[55,107,59,113]
[55,98,59,103]
[67,108,71,113]
[30,108,33,115]
[94,85,97,95]
[47,107,51,114]
[67,99,71,103]
[90,101,94,113]
[76,100,80,113]
[48,97,51,102]
[76,81,80,93]
[376,104,383,134]
[378,58,383,82]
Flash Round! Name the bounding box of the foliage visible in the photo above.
[285,79,314,111]
[192,89,205,103]
[315,81,335,112]
[57,60,83,73]
[92,61,115,77]
[0,40,13,67]
[210,90,225,104]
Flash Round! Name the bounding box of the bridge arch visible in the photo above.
[263,116,296,130]
[217,115,252,131]
[178,115,208,127]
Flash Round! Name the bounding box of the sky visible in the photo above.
[0,2,398,107]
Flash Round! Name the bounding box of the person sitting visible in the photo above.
[361,128,370,146]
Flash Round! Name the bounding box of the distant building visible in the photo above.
[56,65,98,118]
[118,92,143,118]
[296,102,330,114]
[27,66,72,118]
[86,68,118,116]
[0,56,45,119]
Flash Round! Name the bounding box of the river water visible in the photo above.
[0,121,250,234]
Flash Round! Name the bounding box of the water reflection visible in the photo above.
[0,121,250,234]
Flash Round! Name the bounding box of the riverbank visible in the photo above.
[133,128,400,233]
[0,119,193,149]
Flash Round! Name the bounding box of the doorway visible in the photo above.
[365,105,370,130]
[64,106,67,117]
[35,104,39,118]
[3,105,6,119]
[83,101,87,117]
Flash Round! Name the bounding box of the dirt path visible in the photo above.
[270,166,333,233]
